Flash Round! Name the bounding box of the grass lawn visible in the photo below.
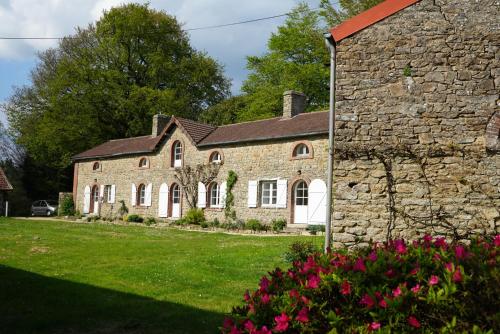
[0,218,321,333]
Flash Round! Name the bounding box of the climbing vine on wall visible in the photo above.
[224,170,238,221]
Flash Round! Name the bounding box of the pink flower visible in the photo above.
[257,326,272,334]
[368,322,381,331]
[429,275,439,286]
[340,280,351,295]
[392,285,402,298]
[244,290,251,302]
[434,237,447,249]
[274,312,290,332]
[408,316,421,328]
[223,317,234,329]
[410,266,419,275]
[360,293,375,308]
[494,235,500,247]
[296,307,309,323]
[455,245,467,259]
[423,234,433,243]
[394,239,407,254]
[433,253,441,261]
[368,251,378,262]
[306,274,321,289]
[444,262,454,272]
[289,289,299,299]
[385,268,396,278]
[452,269,463,283]
[353,257,367,272]
[230,326,242,334]
[259,276,270,292]
[378,299,388,308]
[244,320,256,332]
[302,256,317,273]
[411,284,421,294]
[261,293,270,304]
[301,295,310,304]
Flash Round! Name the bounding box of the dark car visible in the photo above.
[31,200,58,216]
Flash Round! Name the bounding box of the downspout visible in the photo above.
[324,32,336,253]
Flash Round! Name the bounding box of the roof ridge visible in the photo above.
[216,115,283,128]
[108,135,152,142]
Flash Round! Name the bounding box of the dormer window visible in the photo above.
[92,162,100,171]
[292,142,312,159]
[210,151,222,164]
[172,141,183,167]
[139,157,149,168]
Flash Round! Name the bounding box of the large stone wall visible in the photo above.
[331,0,499,244]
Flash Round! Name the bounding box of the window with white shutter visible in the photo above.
[131,184,137,206]
[197,182,206,208]
[276,179,287,208]
[145,183,152,207]
[248,180,258,208]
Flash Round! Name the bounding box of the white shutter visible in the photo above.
[158,183,169,217]
[308,179,327,225]
[99,185,104,201]
[197,182,206,208]
[145,183,152,207]
[220,181,227,208]
[131,184,137,206]
[83,185,91,214]
[110,185,116,204]
[276,179,288,208]
[248,180,258,208]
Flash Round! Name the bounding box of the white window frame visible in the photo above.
[104,185,113,203]
[172,184,180,204]
[209,183,220,208]
[296,144,309,157]
[210,151,222,164]
[173,141,182,167]
[138,184,146,206]
[261,180,277,207]
[139,158,149,168]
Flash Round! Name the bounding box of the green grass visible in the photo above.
[0,218,321,333]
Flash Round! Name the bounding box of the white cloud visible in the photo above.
[0,0,320,93]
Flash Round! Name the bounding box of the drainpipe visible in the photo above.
[324,32,336,253]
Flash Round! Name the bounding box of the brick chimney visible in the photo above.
[282,90,307,118]
[152,114,171,137]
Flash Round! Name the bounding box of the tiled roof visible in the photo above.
[0,167,13,191]
[73,112,329,160]
[330,0,420,42]
[198,111,329,146]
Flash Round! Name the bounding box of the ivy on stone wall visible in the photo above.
[224,170,238,221]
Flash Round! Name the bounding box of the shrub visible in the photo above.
[126,214,143,223]
[245,219,266,232]
[117,200,129,217]
[306,224,325,235]
[209,218,220,228]
[271,218,287,232]
[200,221,209,228]
[183,208,205,225]
[223,235,500,334]
[59,196,75,216]
[283,241,321,264]
[144,217,156,226]
[173,218,186,226]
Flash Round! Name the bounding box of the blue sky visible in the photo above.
[0,0,322,126]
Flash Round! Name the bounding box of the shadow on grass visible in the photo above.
[0,265,224,334]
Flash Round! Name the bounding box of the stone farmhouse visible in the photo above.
[0,167,13,216]
[73,0,499,243]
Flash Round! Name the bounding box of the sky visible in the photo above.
[0,0,323,126]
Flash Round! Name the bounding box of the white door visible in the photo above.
[308,179,327,225]
[294,181,308,224]
[171,184,181,218]
[83,186,91,214]
[92,185,99,215]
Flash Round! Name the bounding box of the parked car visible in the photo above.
[31,200,58,216]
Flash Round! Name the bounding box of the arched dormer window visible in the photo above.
[92,162,100,171]
[292,142,313,159]
[209,151,222,164]
[137,184,146,206]
[171,141,183,167]
[208,182,220,208]
[139,157,149,168]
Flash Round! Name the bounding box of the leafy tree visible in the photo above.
[3,3,229,195]
[199,96,247,126]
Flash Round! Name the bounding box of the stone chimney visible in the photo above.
[282,90,307,118]
[152,114,171,137]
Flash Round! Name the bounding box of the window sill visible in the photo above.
[290,155,313,160]
[205,207,223,212]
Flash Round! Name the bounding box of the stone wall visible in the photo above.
[331,0,499,244]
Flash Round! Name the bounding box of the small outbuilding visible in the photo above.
[0,167,13,216]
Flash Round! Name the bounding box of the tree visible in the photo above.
[3,3,230,195]
[201,0,383,125]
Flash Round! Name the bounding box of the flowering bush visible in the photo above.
[223,235,500,333]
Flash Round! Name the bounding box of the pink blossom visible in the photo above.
[244,320,256,332]
[392,285,402,297]
[289,289,299,299]
[302,256,317,273]
[340,280,351,295]
[261,293,270,304]
[385,268,396,278]
[452,268,463,283]
[411,284,421,294]
[408,316,421,328]
[360,293,375,308]
[434,237,448,249]
[394,239,407,254]
[410,266,419,275]
[244,290,251,302]
[223,317,234,329]
[257,326,272,334]
[274,312,290,332]
[429,275,439,286]
[494,235,500,247]
[368,251,378,262]
[455,245,467,259]
[306,274,321,289]
[353,257,367,272]
[296,307,309,323]
[230,326,242,334]
[444,262,454,272]
[368,322,381,331]
[433,253,441,261]
[301,295,310,304]
[423,234,433,243]
[259,276,270,292]
[378,299,388,308]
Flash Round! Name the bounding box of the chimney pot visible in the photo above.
[283,90,306,118]
[152,114,171,137]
